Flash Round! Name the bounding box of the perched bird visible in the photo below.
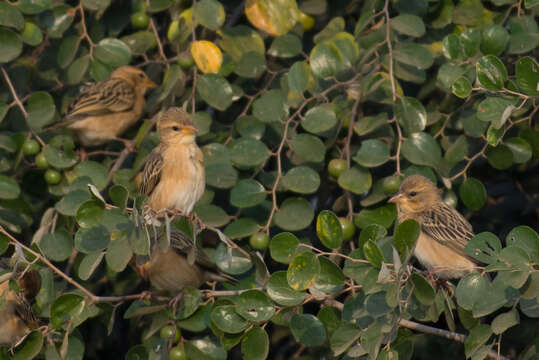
[0,269,41,346]
[388,175,478,279]
[53,66,156,147]
[139,107,205,219]
[136,229,236,295]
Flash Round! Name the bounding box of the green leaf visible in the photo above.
[74,161,108,191]
[228,137,269,167]
[205,163,238,189]
[393,43,434,70]
[241,328,269,360]
[354,113,388,136]
[401,132,442,168]
[363,240,383,268]
[476,55,508,91]
[106,235,133,272]
[505,137,532,164]
[211,305,248,334]
[316,210,343,249]
[508,16,539,55]
[13,331,43,360]
[486,144,513,170]
[491,309,519,335]
[57,36,79,68]
[26,91,56,129]
[330,323,362,356]
[253,89,288,123]
[270,232,300,264]
[314,257,345,294]
[287,252,320,291]
[394,219,420,255]
[310,41,342,78]
[267,270,306,306]
[464,232,501,264]
[282,166,320,194]
[121,31,157,55]
[395,96,427,135]
[230,179,266,208]
[55,190,91,216]
[0,174,20,199]
[0,3,24,30]
[94,38,132,67]
[44,135,78,169]
[185,337,227,360]
[456,273,490,311]
[196,74,233,111]
[515,56,539,96]
[50,294,83,329]
[193,0,225,30]
[464,325,492,358]
[505,225,539,262]
[74,225,110,254]
[215,242,252,275]
[288,61,311,94]
[109,185,128,209]
[78,251,104,280]
[290,314,327,347]
[21,21,43,46]
[337,166,372,194]
[459,178,487,211]
[223,218,259,239]
[460,29,481,58]
[290,134,326,163]
[274,197,314,231]
[235,290,275,322]
[195,204,229,227]
[477,97,515,129]
[481,25,509,56]
[175,286,202,320]
[445,135,469,164]
[354,204,396,229]
[76,200,105,229]
[442,34,462,60]
[235,116,265,140]
[452,76,472,98]
[82,0,110,11]
[302,105,337,134]
[411,273,435,305]
[268,34,302,58]
[390,14,425,37]
[353,139,390,168]
[0,28,23,63]
[234,52,267,78]
[39,229,73,262]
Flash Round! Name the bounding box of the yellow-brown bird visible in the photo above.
[139,107,205,218]
[0,269,41,346]
[56,66,156,147]
[136,229,236,295]
[389,175,478,279]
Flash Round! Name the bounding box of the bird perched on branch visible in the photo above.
[389,175,478,279]
[139,107,205,222]
[135,229,236,296]
[51,66,156,147]
[0,268,41,346]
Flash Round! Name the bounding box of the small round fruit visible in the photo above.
[22,139,40,155]
[328,159,347,178]
[169,346,187,360]
[297,11,315,31]
[249,232,269,250]
[160,325,180,342]
[44,169,61,185]
[131,12,149,29]
[35,152,48,168]
[177,51,194,69]
[383,176,401,195]
[338,217,356,240]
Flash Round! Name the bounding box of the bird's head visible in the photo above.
[388,175,441,214]
[110,66,157,92]
[157,107,198,145]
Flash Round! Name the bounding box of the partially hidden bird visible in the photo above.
[136,229,236,295]
[52,66,156,147]
[0,268,41,346]
[139,107,205,220]
[388,175,478,279]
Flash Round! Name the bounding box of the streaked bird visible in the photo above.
[389,175,478,279]
[139,107,205,219]
[52,66,156,147]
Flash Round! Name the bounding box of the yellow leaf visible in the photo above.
[244,0,299,36]
[190,40,223,74]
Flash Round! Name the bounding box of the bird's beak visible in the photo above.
[145,79,158,89]
[181,124,197,136]
[388,192,403,204]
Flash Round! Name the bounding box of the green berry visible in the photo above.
[249,232,269,250]
[328,159,347,178]
[35,153,49,168]
[131,12,149,29]
[22,139,40,155]
[383,176,401,195]
[338,217,356,240]
[169,346,187,360]
[177,51,195,69]
[44,169,61,185]
[160,325,180,342]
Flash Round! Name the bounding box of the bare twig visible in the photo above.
[383,0,397,102]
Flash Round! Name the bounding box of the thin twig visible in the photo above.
[1,67,27,117]
[383,0,397,102]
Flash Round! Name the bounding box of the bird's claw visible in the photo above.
[169,290,184,316]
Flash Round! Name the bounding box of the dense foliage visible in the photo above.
[0,0,538,359]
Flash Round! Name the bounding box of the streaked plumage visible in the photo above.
[56,66,156,146]
[389,175,478,279]
[138,229,236,293]
[139,107,205,217]
[0,269,40,346]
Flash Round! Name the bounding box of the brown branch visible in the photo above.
[383,0,397,102]
[1,67,27,117]
[343,98,360,219]
[149,17,169,68]
[77,2,94,59]
[449,141,488,181]
[107,147,131,184]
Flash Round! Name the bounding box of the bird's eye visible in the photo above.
[172,126,180,131]
[138,73,145,78]
[409,191,418,197]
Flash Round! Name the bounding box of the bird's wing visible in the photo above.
[421,203,475,259]
[65,78,136,120]
[13,294,37,327]
[168,230,216,270]
[139,151,164,196]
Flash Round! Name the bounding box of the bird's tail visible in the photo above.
[208,271,238,285]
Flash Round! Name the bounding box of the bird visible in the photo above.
[52,66,156,147]
[139,107,205,221]
[388,175,478,279]
[0,268,41,346]
[135,229,236,296]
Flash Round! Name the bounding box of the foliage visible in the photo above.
[0,0,538,359]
